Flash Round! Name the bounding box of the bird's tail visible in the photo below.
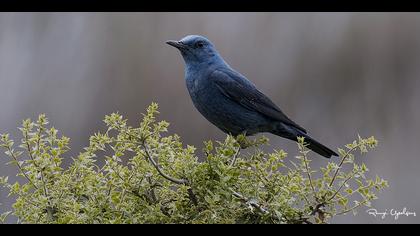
[298,133,338,159]
[272,124,338,159]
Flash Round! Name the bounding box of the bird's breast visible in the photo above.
[185,69,208,95]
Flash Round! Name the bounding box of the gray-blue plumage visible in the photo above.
[166,35,337,158]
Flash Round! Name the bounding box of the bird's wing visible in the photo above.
[210,69,307,134]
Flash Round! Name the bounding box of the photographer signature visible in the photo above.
[366,207,416,220]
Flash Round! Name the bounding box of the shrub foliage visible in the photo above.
[0,103,388,224]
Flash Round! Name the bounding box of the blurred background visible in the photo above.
[0,12,419,224]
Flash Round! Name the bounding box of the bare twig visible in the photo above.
[230,132,248,167]
[336,199,369,216]
[328,145,358,188]
[327,171,356,202]
[141,141,188,185]
[120,130,188,184]
[5,145,38,189]
[231,189,269,214]
[145,176,158,203]
[24,130,56,221]
[24,131,49,199]
[302,148,317,198]
[229,146,241,167]
[141,140,200,207]
[114,133,199,207]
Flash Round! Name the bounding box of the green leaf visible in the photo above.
[0,105,388,224]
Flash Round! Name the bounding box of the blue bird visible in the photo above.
[166,35,338,158]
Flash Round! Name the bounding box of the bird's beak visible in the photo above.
[166,40,187,50]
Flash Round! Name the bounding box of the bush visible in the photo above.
[0,103,388,224]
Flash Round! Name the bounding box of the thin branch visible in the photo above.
[336,200,369,216]
[231,189,269,215]
[327,171,356,202]
[24,131,49,199]
[301,218,314,224]
[112,133,200,207]
[300,142,317,199]
[36,124,42,157]
[328,145,358,188]
[5,145,38,189]
[301,193,312,206]
[229,146,241,167]
[230,132,249,167]
[310,203,325,216]
[114,137,188,185]
[141,141,188,185]
[141,138,200,208]
[24,130,55,222]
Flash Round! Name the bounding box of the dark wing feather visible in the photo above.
[210,69,307,134]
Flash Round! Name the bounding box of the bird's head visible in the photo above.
[166,35,221,65]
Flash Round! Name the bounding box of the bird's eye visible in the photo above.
[196,42,205,48]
